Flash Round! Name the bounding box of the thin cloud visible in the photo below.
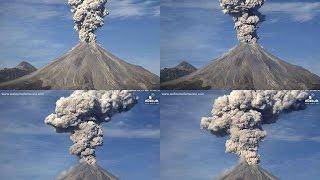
[18,0,66,5]
[104,128,160,139]
[267,128,320,142]
[0,2,67,20]
[261,2,320,22]
[1,123,160,139]
[109,0,159,18]
[161,0,218,10]
[0,0,159,20]
[0,123,55,135]
[161,0,320,22]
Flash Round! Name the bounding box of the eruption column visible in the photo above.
[45,90,137,164]
[219,0,265,44]
[201,90,308,165]
[68,0,108,43]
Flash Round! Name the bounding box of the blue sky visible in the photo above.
[160,90,320,180]
[0,0,160,75]
[0,91,160,180]
[161,0,320,76]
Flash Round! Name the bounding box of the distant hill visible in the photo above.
[0,61,37,83]
[160,61,197,82]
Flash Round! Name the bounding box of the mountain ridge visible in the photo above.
[160,61,197,82]
[0,61,37,83]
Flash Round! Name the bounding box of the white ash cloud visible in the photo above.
[201,90,308,165]
[68,0,108,43]
[45,90,137,164]
[219,0,265,44]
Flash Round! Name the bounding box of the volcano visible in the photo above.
[161,43,320,90]
[219,162,278,180]
[0,43,159,90]
[58,162,118,180]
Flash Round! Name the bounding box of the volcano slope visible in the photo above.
[0,43,159,90]
[58,162,118,180]
[161,43,320,90]
[219,162,279,180]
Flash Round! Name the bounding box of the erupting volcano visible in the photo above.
[0,0,159,90]
[201,90,309,179]
[45,90,137,180]
[161,0,320,90]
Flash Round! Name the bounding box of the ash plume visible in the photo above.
[201,90,308,165]
[219,0,265,43]
[69,0,108,43]
[45,90,137,165]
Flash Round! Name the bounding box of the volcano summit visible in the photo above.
[219,162,278,180]
[58,162,118,180]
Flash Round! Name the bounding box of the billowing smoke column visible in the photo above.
[45,90,137,165]
[201,90,308,165]
[219,0,265,44]
[68,0,108,43]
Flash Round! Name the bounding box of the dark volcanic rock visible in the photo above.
[0,61,37,83]
[161,43,320,90]
[0,43,159,90]
[160,61,197,82]
[219,162,278,180]
[59,163,118,180]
